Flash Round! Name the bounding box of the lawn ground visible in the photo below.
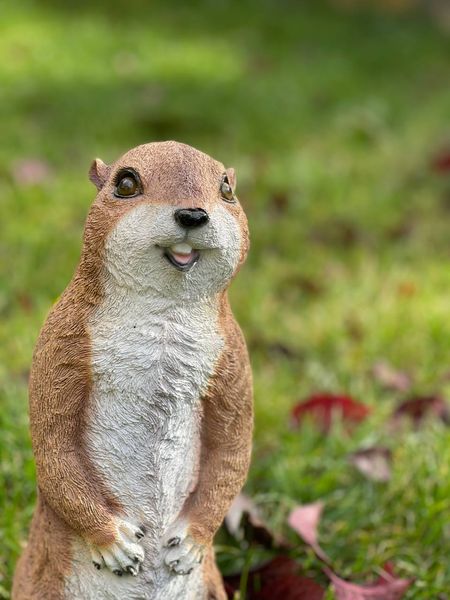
[1,1,450,597]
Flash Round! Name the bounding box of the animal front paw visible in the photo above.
[89,518,145,577]
[163,522,204,576]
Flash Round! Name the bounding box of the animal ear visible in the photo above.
[89,158,110,190]
[226,167,236,192]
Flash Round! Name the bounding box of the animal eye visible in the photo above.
[114,169,141,198]
[220,175,235,203]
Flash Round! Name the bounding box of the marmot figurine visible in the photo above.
[12,141,253,600]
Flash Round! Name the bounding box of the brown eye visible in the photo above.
[220,175,235,203]
[114,169,141,198]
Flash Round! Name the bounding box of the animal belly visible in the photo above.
[87,388,201,529]
[68,291,224,599]
[64,390,204,600]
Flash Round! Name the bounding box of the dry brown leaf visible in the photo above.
[391,395,450,428]
[371,361,412,393]
[349,446,392,482]
[225,493,287,549]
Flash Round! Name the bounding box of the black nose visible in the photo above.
[174,208,209,229]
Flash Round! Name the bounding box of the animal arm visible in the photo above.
[187,331,253,544]
[29,325,121,547]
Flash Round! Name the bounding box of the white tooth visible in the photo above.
[170,243,193,255]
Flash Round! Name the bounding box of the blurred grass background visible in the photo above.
[1,0,450,597]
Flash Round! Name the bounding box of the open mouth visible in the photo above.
[163,243,200,272]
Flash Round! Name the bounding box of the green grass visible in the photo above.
[1,0,450,597]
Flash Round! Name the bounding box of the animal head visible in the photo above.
[80,141,249,301]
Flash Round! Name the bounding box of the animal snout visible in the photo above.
[174,208,209,229]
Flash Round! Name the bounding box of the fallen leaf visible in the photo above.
[249,334,301,361]
[391,394,450,428]
[17,292,34,313]
[371,361,412,393]
[224,556,325,600]
[349,447,392,483]
[225,494,257,537]
[291,393,371,433]
[288,503,412,600]
[269,190,290,214]
[431,147,450,174]
[311,219,361,248]
[325,565,413,600]
[385,220,414,241]
[11,158,52,186]
[224,494,287,549]
[287,502,331,564]
[280,274,324,297]
[267,342,301,361]
[292,275,324,296]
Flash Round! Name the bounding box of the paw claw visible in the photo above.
[163,523,204,576]
[167,536,181,547]
[88,518,145,577]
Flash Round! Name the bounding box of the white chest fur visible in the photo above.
[65,288,223,599]
[88,288,223,534]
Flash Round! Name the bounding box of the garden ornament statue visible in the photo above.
[12,141,253,600]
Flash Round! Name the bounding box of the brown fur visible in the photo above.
[190,300,252,600]
[185,299,253,545]
[12,497,71,600]
[12,141,252,599]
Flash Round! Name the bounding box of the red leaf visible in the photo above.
[325,565,413,600]
[224,556,325,600]
[291,393,371,432]
[288,503,412,599]
[391,395,450,428]
[287,502,331,564]
[431,148,450,174]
